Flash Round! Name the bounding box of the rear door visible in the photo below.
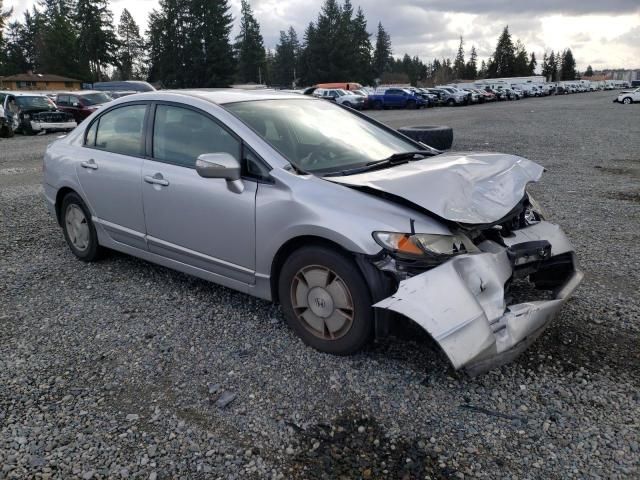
[141,103,258,284]
[76,102,148,249]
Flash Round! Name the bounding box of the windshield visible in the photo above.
[81,92,112,106]
[226,99,419,174]
[15,96,56,110]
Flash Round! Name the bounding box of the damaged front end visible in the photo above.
[372,203,583,376]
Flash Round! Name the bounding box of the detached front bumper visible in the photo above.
[374,221,583,376]
[30,120,77,132]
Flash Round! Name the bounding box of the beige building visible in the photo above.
[0,72,82,91]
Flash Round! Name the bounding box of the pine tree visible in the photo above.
[274,27,300,87]
[76,0,118,81]
[372,22,391,80]
[116,9,144,80]
[478,59,487,78]
[560,48,577,80]
[487,26,516,77]
[549,51,558,81]
[1,21,30,75]
[465,45,477,79]
[234,0,266,84]
[528,52,537,75]
[584,65,593,77]
[513,39,528,76]
[351,7,372,84]
[453,36,465,79]
[37,0,83,79]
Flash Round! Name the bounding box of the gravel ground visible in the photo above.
[1,90,639,479]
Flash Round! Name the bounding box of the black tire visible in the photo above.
[278,246,373,355]
[342,101,353,108]
[447,98,455,106]
[398,125,454,150]
[406,100,417,110]
[0,123,14,138]
[373,100,383,110]
[61,192,103,262]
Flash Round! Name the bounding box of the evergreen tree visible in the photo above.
[76,0,118,81]
[37,0,83,79]
[478,59,488,78]
[1,21,30,75]
[465,45,477,79]
[528,52,537,75]
[351,6,372,84]
[147,0,189,87]
[372,22,391,79]
[513,39,528,76]
[116,9,144,80]
[453,36,465,79]
[549,51,559,81]
[560,48,577,80]
[274,27,300,87]
[487,26,516,77]
[234,0,266,84]
[584,65,593,76]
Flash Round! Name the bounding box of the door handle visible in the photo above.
[144,174,169,187]
[80,159,98,170]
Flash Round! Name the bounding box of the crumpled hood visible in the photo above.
[325,152,544,224]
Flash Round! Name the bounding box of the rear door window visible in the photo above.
[57,95,70,106]
[94,104,147,156]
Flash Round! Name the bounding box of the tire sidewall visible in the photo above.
[623,97,632,104]
[61,193,101,262]
[278,246,373,355]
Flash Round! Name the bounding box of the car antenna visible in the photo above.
[410,218,416,235]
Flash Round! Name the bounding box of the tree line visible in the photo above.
[0,0,581,87]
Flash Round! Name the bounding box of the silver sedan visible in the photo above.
[43,90,582,375]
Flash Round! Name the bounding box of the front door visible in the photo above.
[141,104,257,284]
[75,103,148,249]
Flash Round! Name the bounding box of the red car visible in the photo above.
[54,91,113,123]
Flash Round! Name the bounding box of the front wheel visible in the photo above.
[622,97,632,104]
[278,246,373,355]
[373,100,383,110]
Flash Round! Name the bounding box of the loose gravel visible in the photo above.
[1,91,639,479]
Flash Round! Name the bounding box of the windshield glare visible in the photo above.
[16,96,56,110]
[81,93,112,105]
[226,99,418,174]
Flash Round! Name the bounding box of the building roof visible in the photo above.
[0,72,81,83]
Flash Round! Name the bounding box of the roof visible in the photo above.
[0,73,81,83]
[161,88,305,104]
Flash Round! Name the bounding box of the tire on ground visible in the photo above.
[278,245,373,355]
[0,124,14,138]
[398,125,454,150]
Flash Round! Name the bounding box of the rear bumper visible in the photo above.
[30,120,77,132]
[374,221,582,375]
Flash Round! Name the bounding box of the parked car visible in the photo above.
[314,88,366,109]
[55,91,113,123]
[435,87,468,106]
[367,88,427,109]
[43,90,583,375]
[1,92,76,135]
[314,82,363,92]
[614,87,640,104]
[0,102,11,137]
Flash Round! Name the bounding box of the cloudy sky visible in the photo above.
[6,0,640,71]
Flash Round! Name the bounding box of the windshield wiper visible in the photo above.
[324,150,435,177]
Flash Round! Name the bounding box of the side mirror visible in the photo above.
[196,153,244,193]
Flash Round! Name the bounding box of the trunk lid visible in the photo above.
[325,152,544,224]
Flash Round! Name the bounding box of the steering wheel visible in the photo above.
[298,143,332,169]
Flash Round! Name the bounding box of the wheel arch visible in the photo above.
[55,186,80,226]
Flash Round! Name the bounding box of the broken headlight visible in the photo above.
[525,194,547,224]
[373,231,479,262]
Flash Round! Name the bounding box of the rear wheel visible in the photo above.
[278,246,373,355]
[61,192,103,262]
[342,101,353,108]
[406,100,417,110]
[447,98,455,106]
